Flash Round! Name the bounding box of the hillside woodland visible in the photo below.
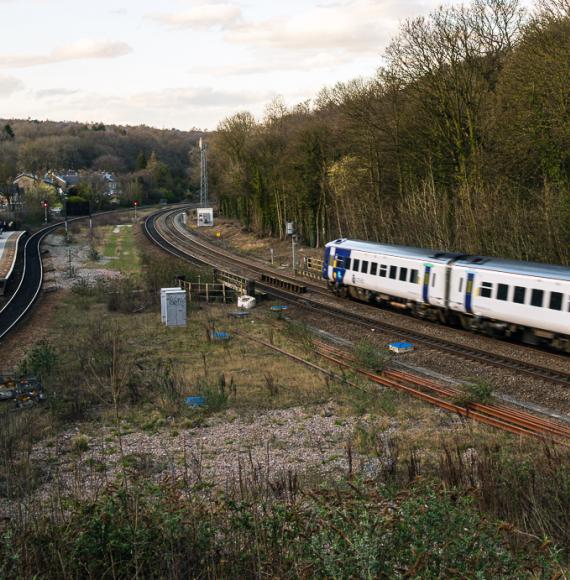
[211,0,570,264]
[0,119,202,212]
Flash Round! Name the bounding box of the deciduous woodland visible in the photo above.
[211,0,570,264]
[0,120,202,208]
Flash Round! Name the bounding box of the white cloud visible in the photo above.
[148,3,241,30]
[35,87,79,98]
[0,75,24,97]
[194,51,355,77]
[0,39,132,69]
[35,85,274,129]
[225,0,429,54]
[129,86,270,108]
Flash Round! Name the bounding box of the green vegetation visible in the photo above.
[98,225,140,273]
[354,339,392,372]
[212,0,570,264]
[18,340,57,380]
[0,120,199,208]
[0,477,564,578]
[454,378,495,406]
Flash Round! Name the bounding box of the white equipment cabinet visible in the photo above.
[160,288,187,327]
[197,207,214,227]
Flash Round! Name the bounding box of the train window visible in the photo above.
[389,266,397,279]
[549,292,563,311]
[431,273,437,287]
[459,278,464,293]
[480,282,493,298]
[370,263,378,276]
[531,289,543,307]
[345,258,351,270]
[513,286,526,304]
[497,284,509,301]
[361,261,368,274]
[399,267,408,281]
[353,259,360,272]
[410,269,418,284]
[379,265,387,277]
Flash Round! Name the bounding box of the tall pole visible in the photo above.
[199,138,208,208]
[64,198,69,241]
[292,235,296,272]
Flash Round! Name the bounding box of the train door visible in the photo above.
[322,246,332,280]
[332,248,351,286]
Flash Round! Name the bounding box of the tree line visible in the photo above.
[0,119,204,208]
[211,0,570,264]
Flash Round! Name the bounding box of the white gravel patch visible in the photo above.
[42,232,122,290]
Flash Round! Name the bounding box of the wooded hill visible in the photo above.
[211,0,570,265]
[0,119,203,204]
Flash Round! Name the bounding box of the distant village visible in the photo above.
[1,170,121,213]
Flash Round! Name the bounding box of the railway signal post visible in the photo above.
[286,221,297,272]
[42,200,48,224]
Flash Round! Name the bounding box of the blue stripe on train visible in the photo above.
[422,265,431,304]
[465,272,474,314]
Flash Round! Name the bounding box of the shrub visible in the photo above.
[0,480,562,578]
[354,339,391,372]
[18,340,57,380]
[454,378,494,406]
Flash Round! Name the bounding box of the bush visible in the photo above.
[454,378,494,406]
[18,340,57,380]
[196,374,230,412]
[354,339,391,372]
[0,480,562,578]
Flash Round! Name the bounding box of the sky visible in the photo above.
[0,0,531,131]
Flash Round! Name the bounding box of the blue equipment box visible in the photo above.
[388,341,414,354]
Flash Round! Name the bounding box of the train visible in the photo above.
[322,239,570,353]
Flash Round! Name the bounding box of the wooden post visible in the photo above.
[222,284,226,304]
[206,283,209,303]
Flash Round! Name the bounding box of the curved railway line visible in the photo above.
[145,207,570,389]
[0,206,171,343]
[0,221,64,341]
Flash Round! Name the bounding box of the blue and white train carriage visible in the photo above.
[323,238,570,352]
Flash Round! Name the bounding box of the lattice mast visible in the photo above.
[199,137,208,207]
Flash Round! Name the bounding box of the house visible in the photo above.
[11,174,56,209]
[13,173,56,194]
[45,171,82,195]
[99,172,119,195]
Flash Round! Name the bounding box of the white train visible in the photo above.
[323,239,570,353]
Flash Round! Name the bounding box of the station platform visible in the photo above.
[0,231,25,295]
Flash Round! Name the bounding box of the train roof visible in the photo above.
[454,256,570,281]
[327,239,464,263]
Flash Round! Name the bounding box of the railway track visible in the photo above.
[234,330,570,442]
[0,221,63,341]
[314,341,570,443]
[0,205,177,343]
[145,207,570,389]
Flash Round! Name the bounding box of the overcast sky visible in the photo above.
[0,0,528,131]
